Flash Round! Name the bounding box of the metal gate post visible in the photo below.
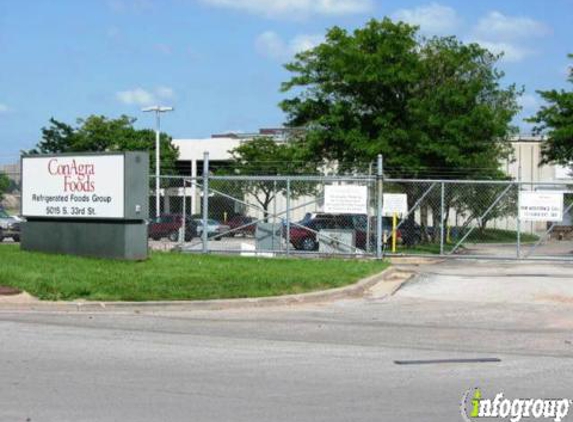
[202,151,209,254]
[180,179,187,245]
[376,154,383,259]
[440,182,445,255]
[516,182,521,259]
[286,178,291,256]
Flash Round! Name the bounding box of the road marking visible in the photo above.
[394,358,501,365]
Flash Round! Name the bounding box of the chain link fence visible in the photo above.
[148,174,380,257]
[147,162,573,260]
[0,171,21,216]
[3,159,573,260]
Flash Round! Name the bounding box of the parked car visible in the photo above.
[287,217,335,251]
[286,214,394,251]
[194,219,231,240]
[0,207,20,242]
[226,215,257,237]
[397,218,423,246]
[373,216,421,247]
[148,214,197,241]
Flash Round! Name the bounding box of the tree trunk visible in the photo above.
[420,206,429,243]
[478,218,488,233]
[431,204,441,243]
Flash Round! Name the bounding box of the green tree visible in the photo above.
[280,19,519,178]
[218,137,318,221]
[30,115,179,175]
[280,19,521,241]
[528,54,573,166]
[0,172,9,201]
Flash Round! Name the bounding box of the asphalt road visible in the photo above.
[1,259,573,422]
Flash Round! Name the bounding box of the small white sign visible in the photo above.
[519,191,563,222]
[555,165,573,180]
[383,193,408,217]
[324,185,368,214]
[22,155,125,219]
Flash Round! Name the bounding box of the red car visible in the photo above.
[148,214,198,241]
[226,216,257,237]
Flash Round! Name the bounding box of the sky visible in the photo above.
[0,0,572,165]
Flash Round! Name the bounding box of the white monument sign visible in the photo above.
[324,185,368,214]
[383,193,408,217]
[519,191,563,222]
[21,155,125,219]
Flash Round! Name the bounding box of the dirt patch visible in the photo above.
[0,285,22,296]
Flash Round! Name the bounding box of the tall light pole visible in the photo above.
[142,105,174,218]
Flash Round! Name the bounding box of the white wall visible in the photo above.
[173,137,241,163]
[506,136,572,183]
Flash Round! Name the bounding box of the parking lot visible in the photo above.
[149,236,373,256]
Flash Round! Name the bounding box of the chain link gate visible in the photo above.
[186,175,378,257]
[381,179,573,261]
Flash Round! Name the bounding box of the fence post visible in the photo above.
[516,182,521,259]
[440,182,445,255]
[180,179,187,245]
[202,152,209,254]
[286,178,291,256]
[376,154,383,259]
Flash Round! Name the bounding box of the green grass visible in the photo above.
[464,228,538,243]
[0,245,389,302]
[386,228,539,255]
[392,243,455,255]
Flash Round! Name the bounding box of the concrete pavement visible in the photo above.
[397,258,573,304]
[1,259,573,421]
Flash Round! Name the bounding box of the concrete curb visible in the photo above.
[0,267,411,313]
[388,256,444,265]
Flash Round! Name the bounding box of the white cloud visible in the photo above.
[116,86,176,106]
[156,86,175,100]
[474,11,550,41]
[200,0,372,19]
[518,93,540,111]
[116,88,156,106]
[472,40,533,63]
[0,103,9,114]
[289,34,323,53]
[468,11,550,63]
[392,3,461,35]
[255,31,287,60]
[255,31,322,61]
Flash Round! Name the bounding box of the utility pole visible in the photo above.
[142,105,174,218]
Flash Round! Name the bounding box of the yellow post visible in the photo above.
[224,211,227,223]
[392,212,397,253]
